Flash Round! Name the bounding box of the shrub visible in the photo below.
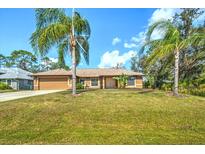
[190,89,205,97]
[113,73,128,88]
[0,82,12,90]
[144,80,151,88]
[161,83,172,91]
[76,83,84,89]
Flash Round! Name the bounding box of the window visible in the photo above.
[127,76,136,86]
[91,78,98,86]
[79,79,85,84]
[7,79,12,86]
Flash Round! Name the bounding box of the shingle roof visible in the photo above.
[33,68,143,77]
[0,67,33,80]
[76,68,142,77]
[33,69,70,76]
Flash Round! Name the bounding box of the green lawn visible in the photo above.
[0,89,16,93]
[0,89,205,144]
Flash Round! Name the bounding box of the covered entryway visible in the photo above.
[105,77,117,88]
[39,77,68,90]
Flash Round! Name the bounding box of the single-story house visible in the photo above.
[0,67,33,90]
[33,68,143,90]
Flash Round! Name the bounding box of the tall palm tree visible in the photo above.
[141,20,203,96]
[30,9,90,95]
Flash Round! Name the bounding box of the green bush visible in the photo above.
[0,82,12,90]
[190,89,205,97]
[161,83,172,91]
[199,84,205,89]
[76,83,84,89]
[113,73,128,88]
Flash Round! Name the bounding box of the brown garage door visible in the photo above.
[39,77,68,90]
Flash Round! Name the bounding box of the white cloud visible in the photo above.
[98,50,136,68]
[130,32,146,45]
[124,42,138,48]
[149,8,178,26]
[112,37,121,45]
[127,8,179,48]
[147,8,179,40]
[49,57,58,63]
[131,36,140,42]
[41,57,58,65]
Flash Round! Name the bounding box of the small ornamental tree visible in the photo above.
[113,73,128,88]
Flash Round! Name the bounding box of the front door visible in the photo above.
[105,77,116,88]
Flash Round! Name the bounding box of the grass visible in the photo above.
[0,89,16,93]
[0,89,204,144]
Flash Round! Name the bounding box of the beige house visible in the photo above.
[33,68,143,90]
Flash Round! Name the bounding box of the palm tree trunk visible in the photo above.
[70,35,76,95]
[174,50,179,96]
[71,38,76,95]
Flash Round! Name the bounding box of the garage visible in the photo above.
[39,77,68,90]
[33,69,71,90]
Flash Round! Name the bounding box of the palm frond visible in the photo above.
[35,8,66,29]
[76,37,89,65]
[73,11,91,38]
[30,23,68,55]
[58,39,69,67]
[75,46,81,66]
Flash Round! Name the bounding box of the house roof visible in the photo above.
[76,68,143,77]
[0,67,33,80]
[33,69,70,76]
[33,68,143,77]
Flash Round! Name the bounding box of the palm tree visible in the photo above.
[30,9,90,95]
[141,20,203,96]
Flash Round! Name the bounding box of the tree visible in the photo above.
[141,20,203,96]
[30,9,90,95]
[0,54,5,67]
[41,56,69,71]
[112,62,125,69]
[11,50,37,71]
[113,73,128,88]
[130,55,144,72]
[3,56,15,68]
[173,9,205,91]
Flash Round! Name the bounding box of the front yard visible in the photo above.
[0,89,204,144]
[0,89,16,93]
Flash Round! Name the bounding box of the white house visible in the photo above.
[0,67,33,90]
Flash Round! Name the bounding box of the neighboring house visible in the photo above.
[0,67,33,90]
[33,68,143,90]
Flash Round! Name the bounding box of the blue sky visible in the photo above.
[0,8,203,69]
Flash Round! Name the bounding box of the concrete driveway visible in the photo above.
[0,90,64,102]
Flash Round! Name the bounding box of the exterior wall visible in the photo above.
[34,77,38,90]
[0,79,33,90]
[79,75,143,89]
[11,80,18,90]
[136,75,143,88]
[67,76,72,89]
[78,77,101,89]
[33,75,143,90]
